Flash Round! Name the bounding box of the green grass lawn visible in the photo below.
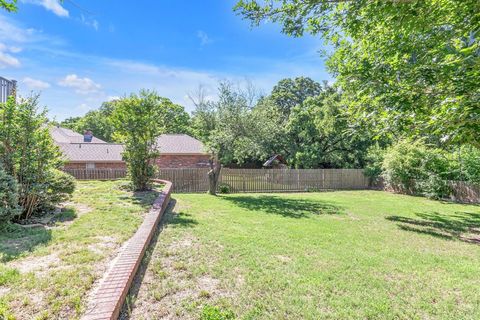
[124,191,480,320]
[0,180,158,320]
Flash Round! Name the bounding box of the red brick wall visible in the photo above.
[155,154,210,168]
[63,155,210,170]
[63,162,127,170]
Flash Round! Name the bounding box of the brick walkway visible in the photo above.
[82,180,172,320]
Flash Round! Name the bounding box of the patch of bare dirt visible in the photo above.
[8,252,61,275]
[88,236,118,255]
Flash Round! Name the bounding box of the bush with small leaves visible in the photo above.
[0,167,20,225]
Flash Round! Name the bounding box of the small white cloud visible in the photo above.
[80,14,99,31]
[0,42,22,68]
[23,77,50,90]
[29,0,69,17]
[197,30,213,46]
[59,74,101,94]
[0,52,20,68]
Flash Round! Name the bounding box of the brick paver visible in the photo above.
[82,180,172,320]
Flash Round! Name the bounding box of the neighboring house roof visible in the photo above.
[156,134,208,154]
[50,126,107,144]
[51,127,208,163]
[57,143,124,162]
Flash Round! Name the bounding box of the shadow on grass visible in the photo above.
[222,195,343,218]
[0,225,52,262]
[119,198,197,319]
[386,211,480,244]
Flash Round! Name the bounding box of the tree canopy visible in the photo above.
[235,0,480,147]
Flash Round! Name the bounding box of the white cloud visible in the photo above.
[0,43,21,68]
[0,15,36,43]
[80,14,99,31]
[58,74,101,94]
[0,52,20,68]
[197,30,213,46]
[23,77,50,89]
[28,0,69,17]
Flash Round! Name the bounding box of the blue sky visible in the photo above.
[0,0,330,120]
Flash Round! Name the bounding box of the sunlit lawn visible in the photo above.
[0,180,158,320]
[125,191,480,320]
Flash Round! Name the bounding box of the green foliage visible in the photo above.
[206,81,260,165]
[285,84,372,168]
[382,139,451,197]
[417,173,452,200]
[36,169,76,212]
[0,96,72,220]
[0,166,20,225]
[456,145,480,183]
[61,99,191,143]
[0,0,17,12]
[60,101,117,142]
[111,90,166,191]
[235,0,480,147]
[363,144,385,183]
[200,305,235,320]
[269,77,323,118]
[218,183,231,194]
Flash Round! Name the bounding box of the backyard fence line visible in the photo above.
[62,168,480,202]
[63,168,127,180]
[63,167,370,192]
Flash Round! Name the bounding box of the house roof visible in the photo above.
[50,126,107,144]
[57,143,124,162]
[156,134,208,154]
[51,128,208,162]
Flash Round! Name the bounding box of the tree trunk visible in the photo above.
[208,156,221,195]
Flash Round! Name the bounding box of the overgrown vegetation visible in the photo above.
[0,96,74,224]
[364,139,480,199]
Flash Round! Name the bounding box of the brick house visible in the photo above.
[51,127,210,170]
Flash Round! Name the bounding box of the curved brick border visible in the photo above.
[82,180,172,320]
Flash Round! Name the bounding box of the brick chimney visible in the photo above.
[83,130,93,142]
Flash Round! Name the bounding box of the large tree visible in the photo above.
[235,0,480,147]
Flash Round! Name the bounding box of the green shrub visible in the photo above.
[0,167,20,225]
[417,173,452,200]
[218,183,231,194]
[382,139,450,194]
[363,144,385,184]
[200,305,235,320]
[457,145,480,184]
[36,169,76,213]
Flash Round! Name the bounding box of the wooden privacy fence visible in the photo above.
[63,168,370,193]
[158,168,370,193]
[64,169,127,180]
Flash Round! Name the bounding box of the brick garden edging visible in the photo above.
[82,180,172,320]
